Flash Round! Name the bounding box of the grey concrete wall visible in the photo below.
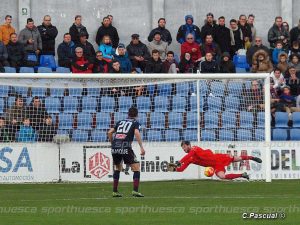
[30,0,152,53]
[0,0,18,31]
[0,0,295,55]
[292,0,300,27]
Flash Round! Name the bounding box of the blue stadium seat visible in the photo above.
[150,112,165,129]
[165,129,180,141]
[77,112,93,130]
[0,85,9,97]
[257,112,265,128]
[118,96,133,112]
[219,129,234,141]
[207,96,222,112]
[233,55,250,69]
[4,66,16,73]
[186,112,198,129]
[114,112,127,123]
[292,112,300,128]
[244,80,252,90]
[7,96,15,108]
[69,88,83,97]
[57,129,69,135]
[63,96,78,113]
[27,54,37,62]
[26,97,32,106]
[37,67,52,73]
[172,96,186,112]
[15,86,28,97]
[87,88,101,97]
[50,114,57,125]
[19,67,34,73]
[183,129,198,141]
[96,112,111,129]
[174,54,180,64]
[157,83,172,96]
[146,85,156,96]
[224,96,240,112]
[198,80,208,96]
[100,96,115,112]
[82,96,97,113]
[168,112,183,128]
[56,67,71,73]
[221,111,236,128]
[146,129,162,141]
[201,129,216,141]
[176,82,190,96]
[240,111,254,128]
[72,129,89,142]
[0,98,4,114]
[235,67,247,73]
[290,129,300,140]
[45,97,61,114]
[137,112,147,128]
[254,129,265,141]
[204,112,219,128]
[275,112,289,128]
[136,96,151,112]
[154,96,169,112]
[190,96,205,112]
[39,55,56,69]
[236,129,252,141]
[272,128,288,141]
[31,87,46,97]
[227,81,243,96]
[91,129,108,142]
[50,88,65,97]
[210,81,225,96]
[58,113,73,130]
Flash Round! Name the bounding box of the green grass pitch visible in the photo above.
[0,180,300,225]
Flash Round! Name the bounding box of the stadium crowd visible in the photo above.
[0,12,300,142]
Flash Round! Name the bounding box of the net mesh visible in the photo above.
[0,78,265,143]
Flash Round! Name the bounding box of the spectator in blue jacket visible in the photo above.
[114,43,132,73]
[176,15,201,44]
[272,41,284,65]
[99,35,114,62]
[16,118,37,142]
[57,33,75,68]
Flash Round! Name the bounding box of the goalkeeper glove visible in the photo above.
[167,162,181,172]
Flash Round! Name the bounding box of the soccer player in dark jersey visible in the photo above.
[168,141,262,180]
[107,107,145,197]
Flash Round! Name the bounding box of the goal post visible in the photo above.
[0,72,271,182]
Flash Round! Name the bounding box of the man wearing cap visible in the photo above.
[201,13,217,41]
[148,31,168,61]
[127,34,150,72]
[176,15,201,44]
[114,43,132,73]
[76,32,96,63]
[37,15,58,55]
[148,18,172,45]
[96,16,119,49]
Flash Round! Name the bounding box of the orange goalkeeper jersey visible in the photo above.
[176,146,233,172]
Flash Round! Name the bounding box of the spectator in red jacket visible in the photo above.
[71,47,93,73]
[180,33,201,64]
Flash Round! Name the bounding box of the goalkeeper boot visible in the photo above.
[251,157,262,163]
[112,192,123,198]
[241,172,250,181]
[132,191,144,197]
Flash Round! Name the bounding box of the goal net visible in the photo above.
[0,73,271,182]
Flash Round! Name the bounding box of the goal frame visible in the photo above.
[0,72,271,182]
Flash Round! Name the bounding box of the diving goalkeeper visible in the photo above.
[168,141,262,180]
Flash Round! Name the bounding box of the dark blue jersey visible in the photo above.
[112,118,141,149]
